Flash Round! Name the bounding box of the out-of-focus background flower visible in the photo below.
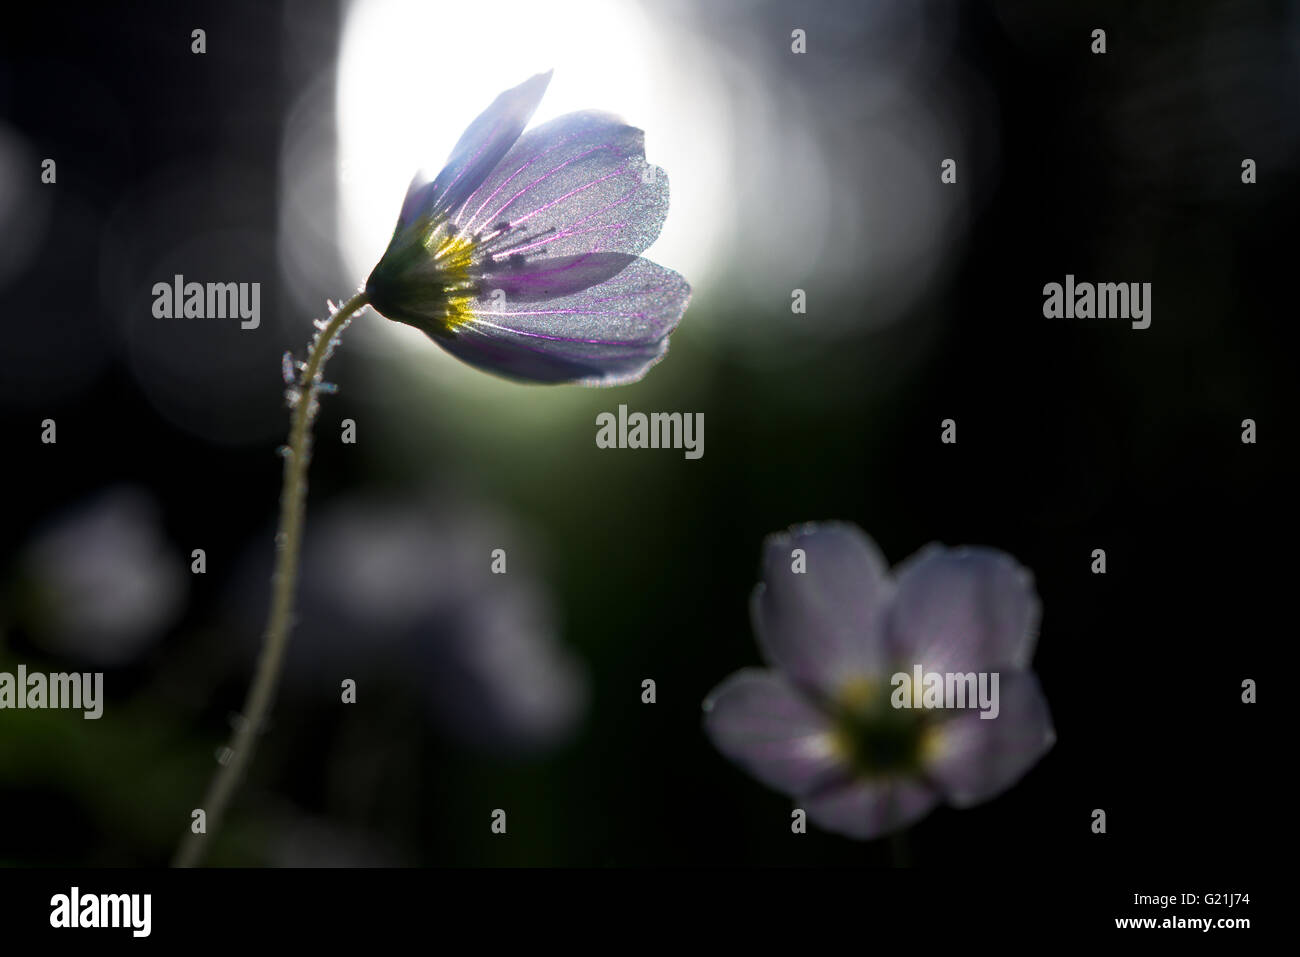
[0,0,1287,865]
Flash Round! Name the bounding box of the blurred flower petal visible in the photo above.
[703,668,845,796]
[20,487,185,666]
[887,545,1039,672]
[923,671,1056,807]
[233,493,587,755]
[424,584,587,752]
[751,522,894,699]
[803,776,940,841]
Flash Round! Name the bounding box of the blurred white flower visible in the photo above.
[705,522,1054,840]
[233,492,587,754]
[17,487,186,666]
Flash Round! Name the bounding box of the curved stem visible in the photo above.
[174,291,369,868]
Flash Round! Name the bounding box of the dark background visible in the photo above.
[0,0,1289,867]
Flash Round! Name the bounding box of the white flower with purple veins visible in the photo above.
[704,523,1055,840]
[365,71,690,385]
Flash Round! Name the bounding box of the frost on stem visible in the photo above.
[283,298,359,417]
[177,291,367,868]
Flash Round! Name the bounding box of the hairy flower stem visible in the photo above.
[174,291,369,868]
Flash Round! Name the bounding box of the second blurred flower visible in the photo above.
[233,492,587,755]
[704,522,1055,840]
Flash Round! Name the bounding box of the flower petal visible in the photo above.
[703,669,847,797]
[399,71,553,229]
[453,110,668,259]
[477,251,639,302]
[922,671,1055,807]
[887,545,1040,672]
[751,522,894,700]
[802,777,940,840]
[437,256,689,385]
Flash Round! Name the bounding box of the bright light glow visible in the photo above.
[337,0,729,300]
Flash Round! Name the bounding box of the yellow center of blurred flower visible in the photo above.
[829,675,944,778]
[837,676,876,712]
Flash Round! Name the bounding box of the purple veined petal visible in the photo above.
[452,110,668,259]
[703,669,848,798]
[476,252,638,302]
[751,522,895,701]
[922,670,1055,808]
[801,776,940,840]
[886,545,1041,673]
[398,71,553,231]
[437,256,690,386]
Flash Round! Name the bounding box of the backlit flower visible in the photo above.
[365,71,690,386]
[704,522,1055,840]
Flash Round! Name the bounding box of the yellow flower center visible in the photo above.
[828,675,945,777]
